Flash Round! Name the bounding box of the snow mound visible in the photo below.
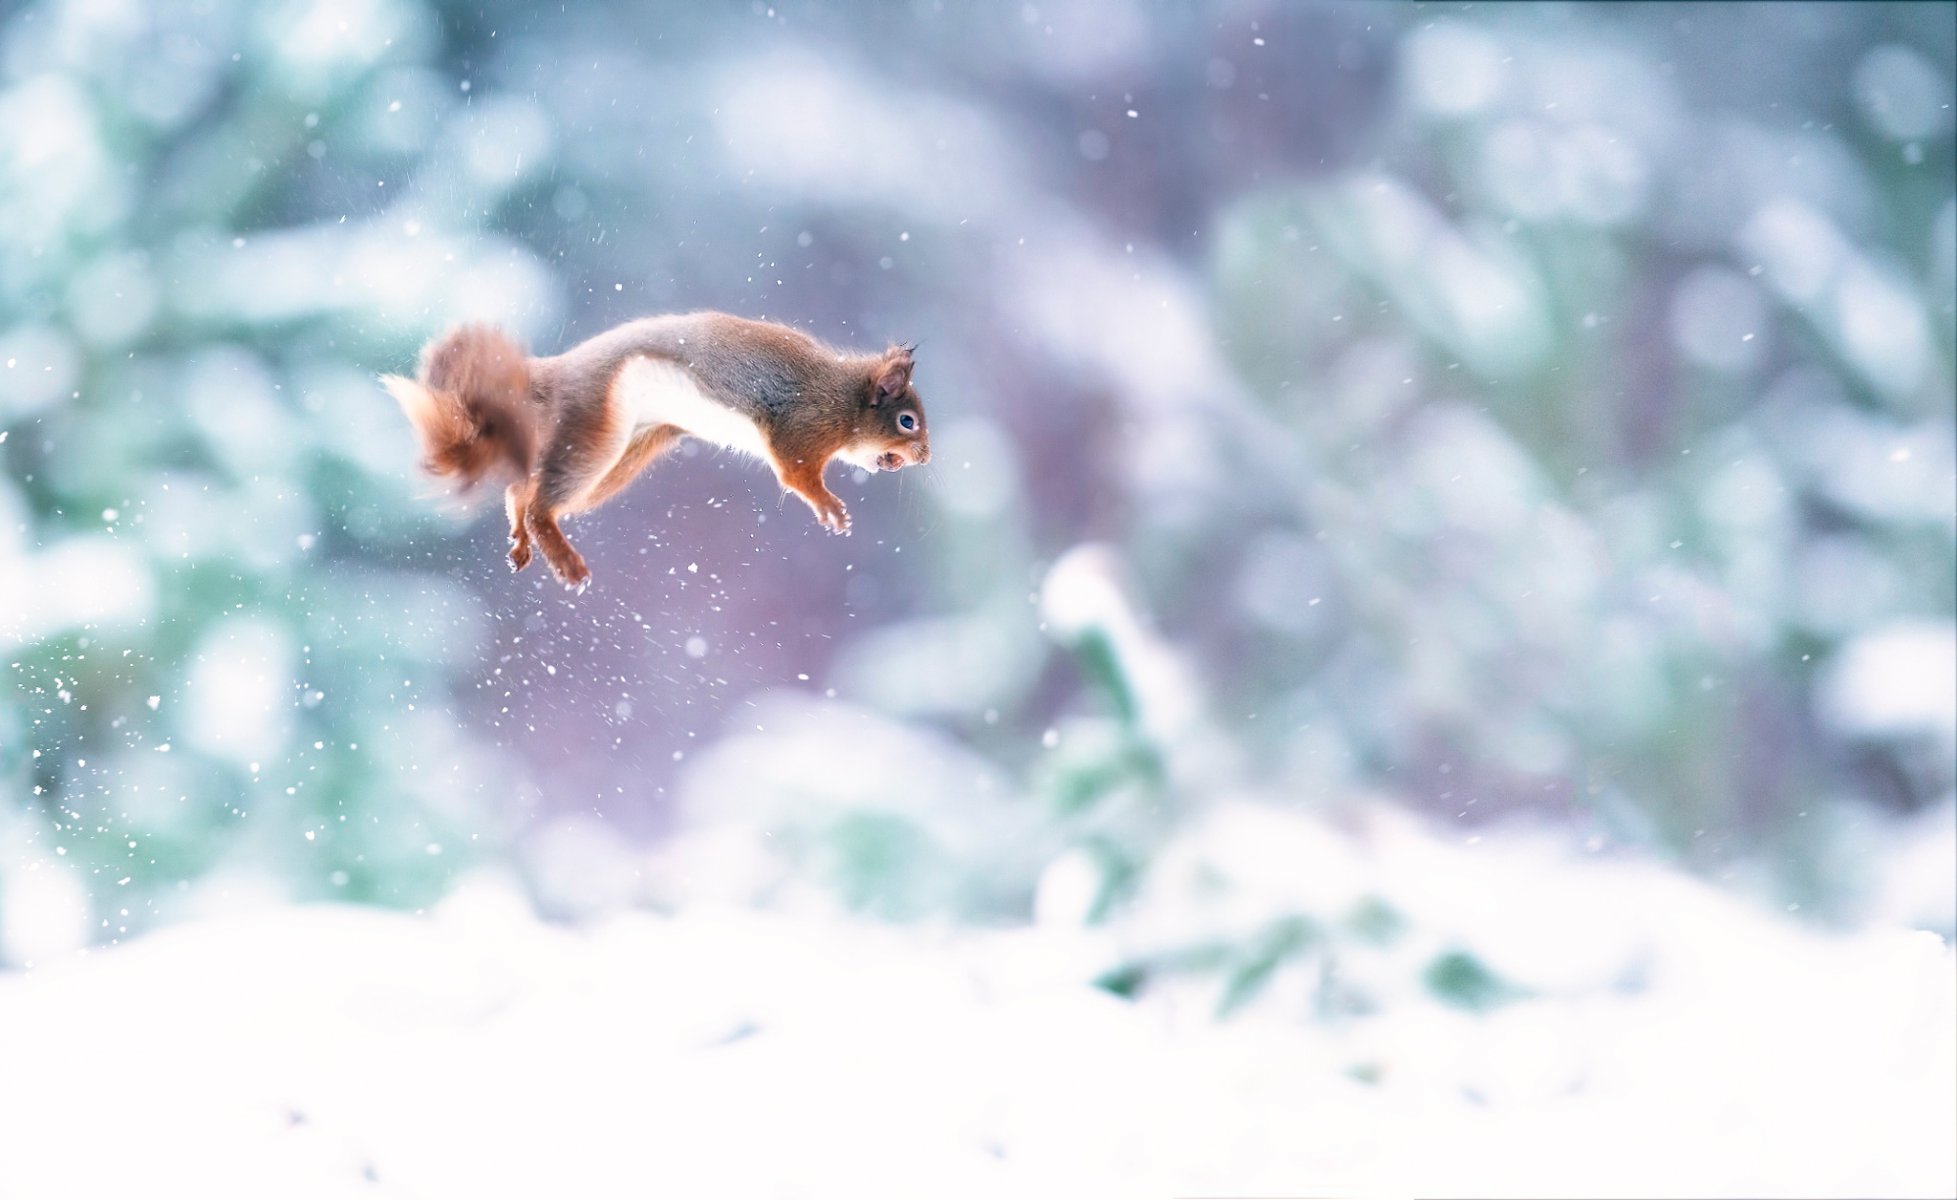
[0,863,1950,1198]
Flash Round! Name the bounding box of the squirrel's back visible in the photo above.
[534,312,847,423]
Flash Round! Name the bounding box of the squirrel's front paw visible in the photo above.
[813,497,852,536]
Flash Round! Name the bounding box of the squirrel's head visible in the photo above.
[855,344,930,472]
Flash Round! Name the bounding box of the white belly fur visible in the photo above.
[614,356,770,461]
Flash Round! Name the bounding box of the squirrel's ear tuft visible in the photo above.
[870,345,913,406]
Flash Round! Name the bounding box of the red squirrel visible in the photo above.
[382,312,930,591]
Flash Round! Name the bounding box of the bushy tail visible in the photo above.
[382,324,536,490]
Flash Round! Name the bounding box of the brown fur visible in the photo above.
[388,312,930,591]
[381,325,536,489]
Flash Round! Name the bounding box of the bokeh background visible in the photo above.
[1,0,1952,1018]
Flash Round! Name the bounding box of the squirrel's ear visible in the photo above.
[870,346,913,406]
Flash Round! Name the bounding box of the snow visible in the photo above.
[1,832,1950,1199]
[1820,621,1957,745]
[0,536,154,652]
[1041,543,1204,747]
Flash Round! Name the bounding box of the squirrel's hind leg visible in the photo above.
[525,506,590,591]
[525,390,635,590]
[505,481,535,572]
[577,423,682,511]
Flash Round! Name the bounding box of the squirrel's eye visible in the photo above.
[898,412,917,432]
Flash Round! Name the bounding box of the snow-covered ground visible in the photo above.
[1,819,1951,1199]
